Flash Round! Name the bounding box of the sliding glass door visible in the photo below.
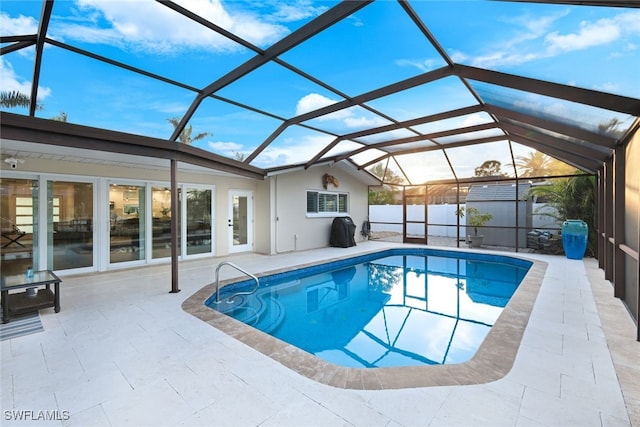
[185,188,212,256]
[48,180,94,271]
[152,186,178,259]
[3,177,215,273]
[109,184,146,264]
[109,184,213,262]
[0,178,38,275]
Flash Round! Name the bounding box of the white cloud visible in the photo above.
[51,0,290,54]
[208,140,243,153]
[296,93,352,121]
[0,11,38,34]
[544,11,640,56]
[0,59,30,94]
[502,9,570,48]
[270,2,327,23]
[462,113,491,127]
[545,18,620,52]
[395,58,440,72]
[618,10,640,33]
[457,10,640,69]
[448,50,468,64]
[348,15,363,27]
[542,102,571,119]
[0,12,38,59]
[296,93,388,130]
[295,93,338,115]
[0,58,51,101]
[442,10,569,69]
[594,82,620,93]
[513,97,572,121]
[343,115,387,128]
[254,133,334,167]
[148,100,189,115]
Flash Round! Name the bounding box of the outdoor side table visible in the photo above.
[1,270,61,323]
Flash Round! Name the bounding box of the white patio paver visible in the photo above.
[1,241,638,426]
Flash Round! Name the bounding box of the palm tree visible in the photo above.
[513,150,578,178]
[547,158,576,176]
[597,118,624,138]
[513,151,553,178]
[529,173,596,256]
[167,117,211,145]
[0,90,42,110]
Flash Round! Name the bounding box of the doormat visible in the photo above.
[0,313,44,341]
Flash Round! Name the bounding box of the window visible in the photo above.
[306,191,348,215]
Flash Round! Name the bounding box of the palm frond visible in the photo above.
[166,117,212,145]
[1,90,32,108]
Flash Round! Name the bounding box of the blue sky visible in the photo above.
[1,0,639,177]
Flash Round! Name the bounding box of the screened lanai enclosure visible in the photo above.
[1,0,639,338]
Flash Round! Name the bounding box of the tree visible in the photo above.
[513,151,553,178]
[529,173,596,256]
[597,118,623,137]
[1,90,42,110]
[367,162,405,205]
[167,117,211,145]
[512,150,580,178]
[368,185,401,205]
[52,112,68,122]
[368,162,405,185]
[367,262,403,293]
[547,157,576,176]
[368,163,386,181]
[474,160,505,177]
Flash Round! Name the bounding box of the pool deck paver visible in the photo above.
[1,240,638,426]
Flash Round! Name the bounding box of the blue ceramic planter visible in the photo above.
[562,219,588,260]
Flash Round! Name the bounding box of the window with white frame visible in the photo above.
[306,190,348,215]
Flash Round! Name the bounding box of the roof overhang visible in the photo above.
[0,112,266,180]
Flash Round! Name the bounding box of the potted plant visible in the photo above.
[457,207,493,248]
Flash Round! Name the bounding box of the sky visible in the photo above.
[1,0,639,180]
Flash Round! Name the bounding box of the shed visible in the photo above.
[465,183,532,248]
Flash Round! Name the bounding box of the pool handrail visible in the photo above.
[214,261,259,303]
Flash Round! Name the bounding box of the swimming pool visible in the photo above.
[183,247,546,389]
[205,248,531,368]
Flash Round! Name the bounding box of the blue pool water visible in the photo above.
[205,248,532,368]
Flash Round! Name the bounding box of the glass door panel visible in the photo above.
[186,188,212,256]
[109,184,145,263]
[48,181,94,270]
[0,178,38,275]
[228,190,252,253]
[152,186,179,259]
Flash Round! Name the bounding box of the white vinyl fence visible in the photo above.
[369,204,560,238]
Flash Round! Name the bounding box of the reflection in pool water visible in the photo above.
[206,249,531,369]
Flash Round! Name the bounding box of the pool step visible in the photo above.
[215,289,285,334]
